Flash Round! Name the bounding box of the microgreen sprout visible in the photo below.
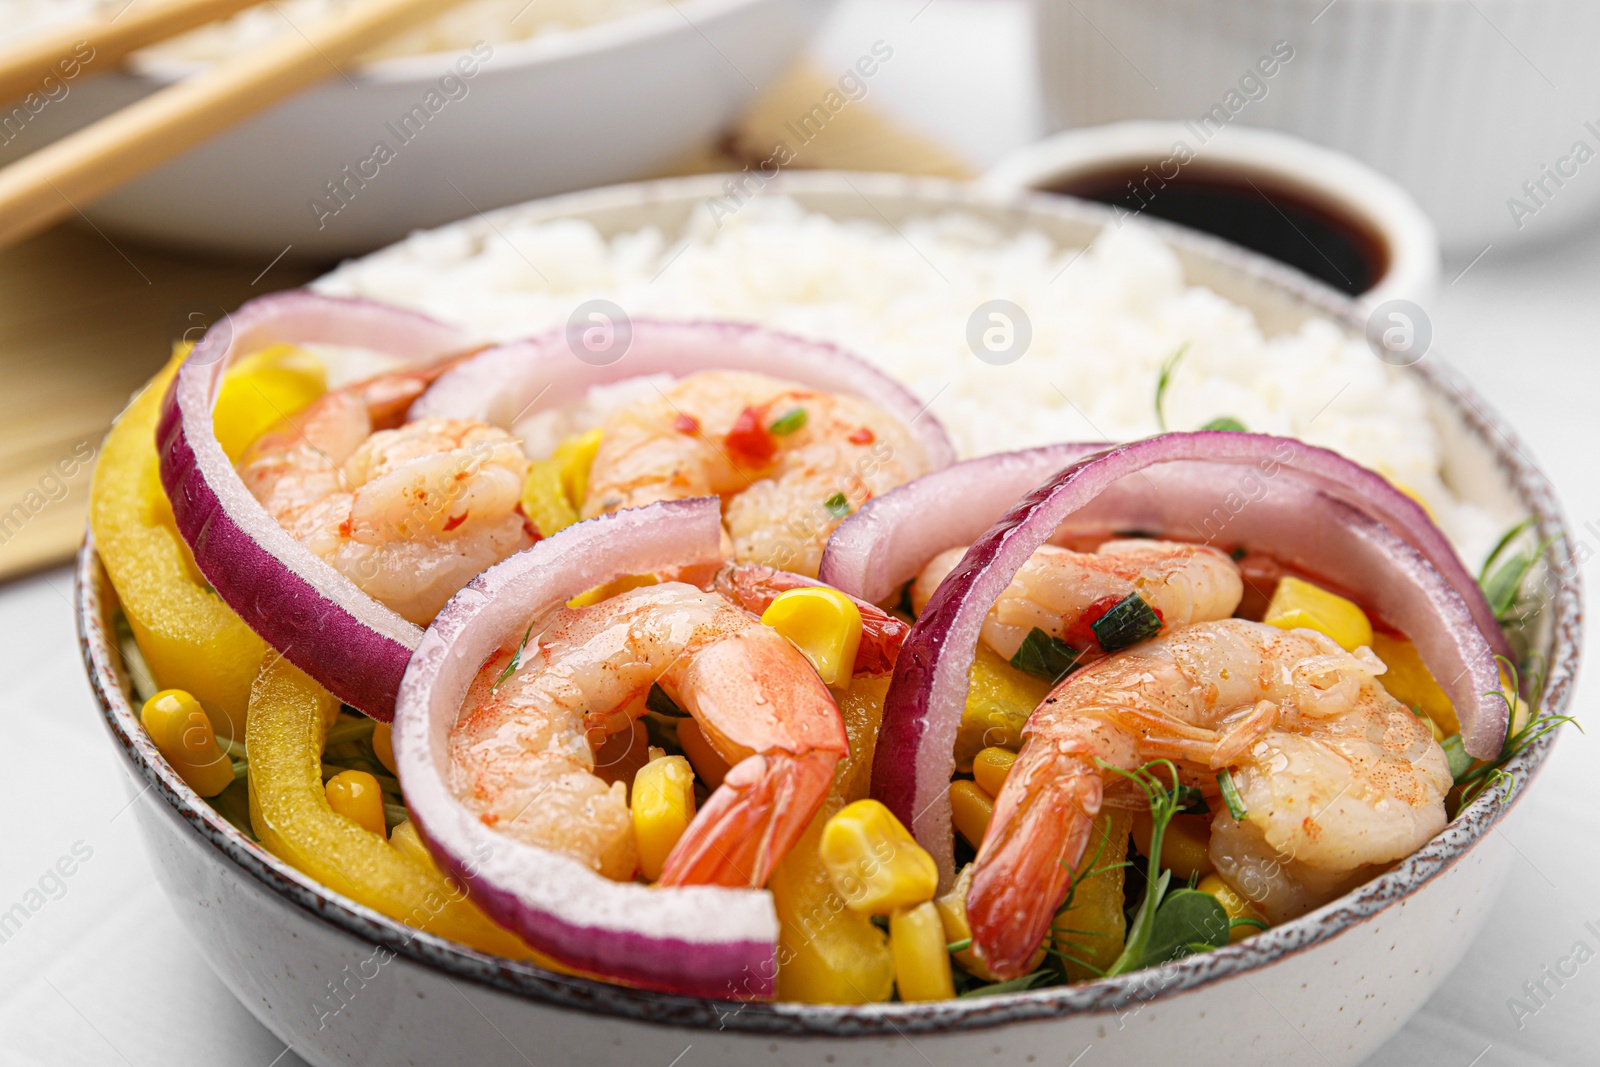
[492,623,536,691]
[1450,655,1579,807]
[1154,343,1190,433]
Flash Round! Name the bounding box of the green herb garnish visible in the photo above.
[1101,759,1230,975]
[946,938,972,954]
[1451,657,1579,806]
[1200,416,1247,433]
[824,492,851,519]
[1229,546,1248,562]
[1439,733,1474,781]
[1478,517,1555,622]
[1009,627,1081,684]
[1090,592,1163,652]
[768,407,808,435]
[1153,343,1189,432]
[1216,769,1248,821]
[1175,784,1210,815]
[493,623,535,691]
[957,970,1051,998]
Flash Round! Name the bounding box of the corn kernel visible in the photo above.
[141,689,234,797]
[818,800,938,915]
[632,755,696,882]
[949,781,993,849]
[1263,576,1373,652]
[326,770,386,835]
[1131,811,1213,881]
[760,587,863,688]
[372,721,396,775]
[937,863,1046,982]
[1198,874,1268,942]
[676,717,730,791]
[772,809,895,1003]
[890,901,956,1001]
[554,428,603,509]
[1370,633,1460,736]
[971,747,1016,798]
[954,645,1050,771]
[521,459,579,539]
[213,345,326,462]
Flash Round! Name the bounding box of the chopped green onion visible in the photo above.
[945,938,972,954]
[1200,416,1247,433]
[1230,546,1248,562]
[1009,627,1081,684]
[768,407,808,435]
[493,623,535,691]
[1440,733,1474,781]
[1216,769,1249,821]
[1091,592,1163,652]
[824,492,851,519]
[646,682,686,718]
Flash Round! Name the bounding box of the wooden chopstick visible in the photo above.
[0,0,273,107]
[0,0,465,251]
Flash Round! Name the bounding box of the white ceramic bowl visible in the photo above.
[1032,0,1600,254]
[77,173,1581,1067]
[6,0,831,257]
[983,122,1441,312]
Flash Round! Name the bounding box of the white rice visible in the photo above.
[0,0,664,60]
[315,196,1509,567]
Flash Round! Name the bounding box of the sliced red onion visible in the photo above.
[409,318,958,471]
[157,291,468,720]
[818,443,1105,604]
[394,497,781,998]
[871,433,1508,886]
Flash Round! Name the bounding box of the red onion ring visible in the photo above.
[868,433,1508,885]
[409,318,958,471]
[394,497,781,998]
[157,292,468,720]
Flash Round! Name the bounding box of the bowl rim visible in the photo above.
[119,0,791,87]
[77,171,1584,1038]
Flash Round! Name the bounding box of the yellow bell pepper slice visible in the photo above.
[890,901,955,1001]
[1056,808,1131,982]
[211,344,326,462]
[818,799,938,915]
[953,645,1051,771]
[1263,576,1374,652]
[770,675,894,1003]
[141,689,235,797]
[246,658,536,959]
[1371,632,1460,736]
[760,587,863,688]
[90,349,268,740]
[521,459,579,539]
[632,754,696,882]
[555,428,603,509]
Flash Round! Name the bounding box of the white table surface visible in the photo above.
[3,1,1597,1064]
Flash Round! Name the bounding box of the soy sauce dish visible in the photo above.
[78,174,1578,1067]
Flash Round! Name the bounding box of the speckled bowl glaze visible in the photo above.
[77,174,1581,1067]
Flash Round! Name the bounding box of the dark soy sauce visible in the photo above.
[1048,162,1391,298]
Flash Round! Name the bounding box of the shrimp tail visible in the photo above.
[657,748,839,888]
[967,751,1103,979]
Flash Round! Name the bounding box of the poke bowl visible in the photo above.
[77,172,1581,1066]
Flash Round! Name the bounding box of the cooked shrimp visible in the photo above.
[966,619,1450,977]
[238,364,533,625]
[581,371,927,577]
[449,583,848,887]
[914,539,1244,658]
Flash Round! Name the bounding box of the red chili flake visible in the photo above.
[442,512,468,532]
[1065,595,1124,651]
[725,405,777,462]
[672,413,701,434]
[847,427,875,445]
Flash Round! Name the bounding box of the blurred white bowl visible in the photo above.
[3,0,831,257]
[984,122,1441,311]
[1032,0,1600,254]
